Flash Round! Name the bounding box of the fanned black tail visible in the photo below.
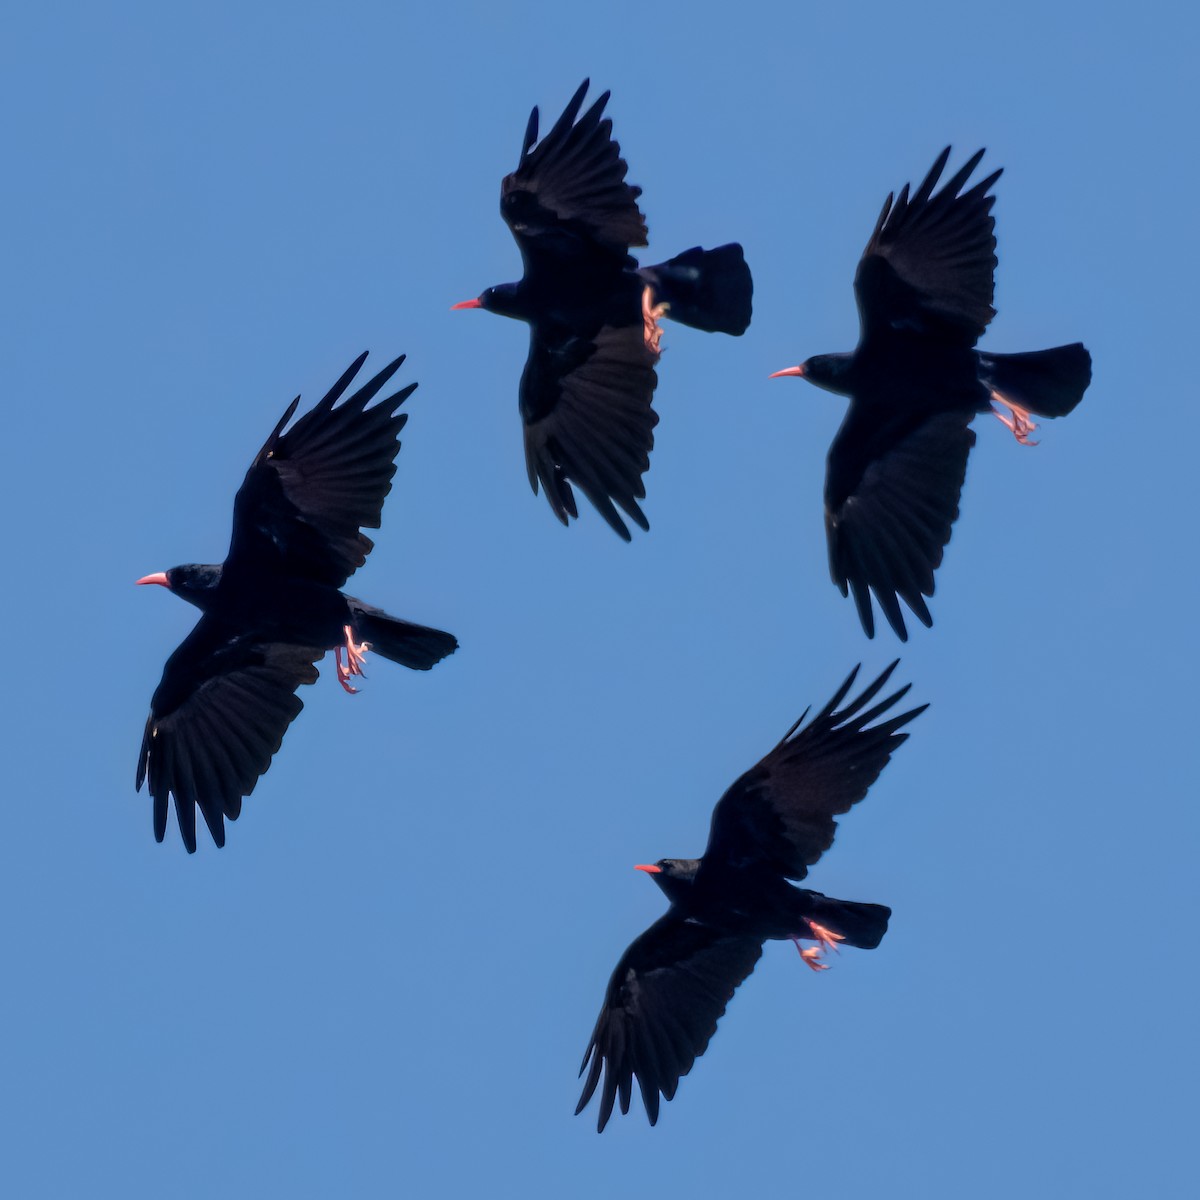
[348,601,458,671]
[977,343,1092,419]
[639,243,753,335]
[806,893,891,950]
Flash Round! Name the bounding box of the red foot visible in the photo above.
[335,625,370,694]
[990,391,1040,446]
[642,285,668,355]
[792,940,829,972]
[791,921,845,973]
[807,920,845,953]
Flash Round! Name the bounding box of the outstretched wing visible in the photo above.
[576,915,763,1131]
[855,147,1001,345]
[825,405,976,640]
[501,79,648,270]
[136,615,322,852]
[226,352,415,588]
[700,663,925,882]
[522,322,659,540]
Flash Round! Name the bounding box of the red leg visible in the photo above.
[990,390,1040,446]
[791,921,846,972]
[807,920,844,953]
[335,625,371,695]
[641,285,668,355]
[791,937,830,972]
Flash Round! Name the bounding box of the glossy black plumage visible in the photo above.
[458,80,753,539]
[576,663,924,1130]
[773,148,1092,639]
[136,353,457,852]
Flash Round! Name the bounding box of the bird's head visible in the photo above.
[635,858,700,903]
[136,563,223,611]
[450,283,524,321]
[769,353,854,395]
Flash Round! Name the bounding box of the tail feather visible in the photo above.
[978,343,1092,419]
[639,243,753,335]
[806,894,891,950]
[348,602,458,671]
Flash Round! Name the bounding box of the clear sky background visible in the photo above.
[2,2,1195,1196]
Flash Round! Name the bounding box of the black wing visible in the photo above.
[522,322,659,540]
[225,352,415,589]
[700,663,924,882]
[576,915,763,1131]
[825,406,976,640]
[855,148,1002,346]
[501,79,648,270]
[136,616,322,852]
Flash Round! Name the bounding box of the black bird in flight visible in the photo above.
[576,662,924,1131]
[453,79,753,540]
[136,352,457,852]
[771,148,1092,640]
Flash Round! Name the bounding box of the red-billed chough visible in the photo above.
[136,352,457,852]
[771,148,1092,639]
[576,662,924,1130]
[453,79,753,540]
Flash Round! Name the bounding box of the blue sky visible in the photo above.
[2,2,1196,1196]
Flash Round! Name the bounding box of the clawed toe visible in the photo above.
[334,625,371,695]
[641,285,668,354]
[991,390,1040,446]
[798,945,829,972]
[791,921,845,972]
[806,920,845,953]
